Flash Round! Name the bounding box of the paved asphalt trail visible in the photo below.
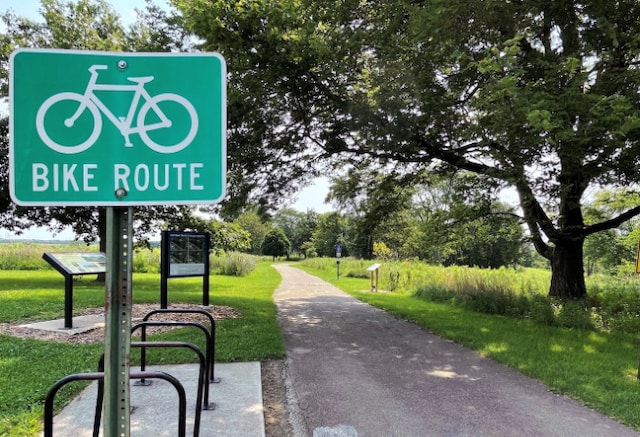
[272,264,639,437]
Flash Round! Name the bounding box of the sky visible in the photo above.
[2,0,152,24]
[1,0,331,240]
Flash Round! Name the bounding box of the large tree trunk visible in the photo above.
[548,237,587,299]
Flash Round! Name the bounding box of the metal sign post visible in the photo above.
[336,244,342,280]
[104,207,133,436]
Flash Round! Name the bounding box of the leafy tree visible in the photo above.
[178,0,640,298]
[174,0,319,217]
[372,241,393,261]
[328,170,524,267]
[272,208,318,258]
[233,209,270,254]
[583,190,640,274]
[441,203,525,269]
[311,212,352,258]
[327,168,417,258]
[207,219,251,254]
[300,240,317,258]
[261,228,290,260]
[0,0,200,244]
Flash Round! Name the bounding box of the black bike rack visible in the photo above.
[132,320,214,407]
[94,341,210,437]
[43,370,187,437]
[141,308,220,383]
[44,310,219,437]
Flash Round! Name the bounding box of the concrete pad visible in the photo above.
[44,362,265,437]
[20,314,105,335]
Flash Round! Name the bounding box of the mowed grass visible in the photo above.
[297,263,640,431]
[0,262,285,436]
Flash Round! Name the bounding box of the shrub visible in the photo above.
[214,252,256,277]
[345,270,369,279]
[552,300,594,330]
[529,294,555,326]
[373,241,393,261]
[132,248,160,273]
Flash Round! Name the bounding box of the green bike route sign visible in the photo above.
[10,49,226,206]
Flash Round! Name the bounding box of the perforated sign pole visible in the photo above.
[104,207,133,437]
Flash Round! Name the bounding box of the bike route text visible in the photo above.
[31,162,205,193]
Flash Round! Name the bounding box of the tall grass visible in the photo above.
[300,257,640,334]
[0,243,98,270]
[1,243,258,277]
[210,252,257,276]
[305,257,550,294]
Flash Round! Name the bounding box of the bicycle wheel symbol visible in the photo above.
[36,92,101,154]
[36,92,198,154]
[137,94,198,154]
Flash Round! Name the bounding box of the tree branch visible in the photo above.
[584,205,640,236]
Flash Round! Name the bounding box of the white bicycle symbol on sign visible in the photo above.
[36,64,198,154]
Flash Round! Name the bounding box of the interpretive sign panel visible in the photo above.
[42,252,107,328]
[43,252,107,275]
[160,231,210,308]
[10,49,226,206]
[168,233,208,277]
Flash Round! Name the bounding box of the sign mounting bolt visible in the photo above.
[115,188,128,199]
[117,60,127,70]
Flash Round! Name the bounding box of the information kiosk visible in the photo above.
[42,252,107,328]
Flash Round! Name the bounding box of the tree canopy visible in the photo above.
[4,0,640,298]
[176,0,640,298]
[0,0,199,243]
[261,228,291,260]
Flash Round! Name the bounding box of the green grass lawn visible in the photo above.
[297,263,640,431]
[0,262,285,436]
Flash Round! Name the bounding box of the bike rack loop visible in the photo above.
[95,341,210,437]
[131,321,213,406]
[142,309,219,383]
[43,371,187,437]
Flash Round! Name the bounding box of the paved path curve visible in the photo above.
[272,264,639,437]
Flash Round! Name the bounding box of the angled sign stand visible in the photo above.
[10,49,226,437]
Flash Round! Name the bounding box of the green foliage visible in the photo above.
[261,228,291,259]
[207,220,251,255]
[177,0,640,298]
[211,252,257,276]
[234,210,270,255]
[372,241,393,260]
[583,189,640,274]
[0,243,97,270]
[300,240,317,258]
[132,247,160,273]
[300,257,640,333]
[0,243,161,273]
[311,213,352,257]
[272,209,318,257]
